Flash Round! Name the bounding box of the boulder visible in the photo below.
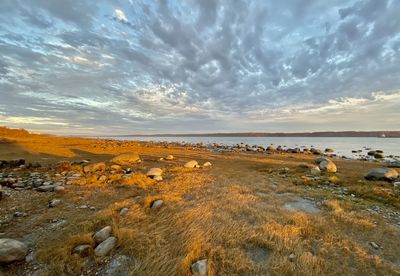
[387,160,400,168]
[146,168,162,177]
[95,237,117,257]
[165,155,174,160]
[36,185,56,192]
[203,162,212,167]
[365,168,399,181]
[93,226,112,244]
[374,152,384,159]
[325,148,334,153]
[153,175,163,181]
[319,160,337,173]
[84,162,106,173]
[111,153,141,166]
[184,160,198,168]
[191,259,208,276]
[367,151,376,156]
[0,238,28,264]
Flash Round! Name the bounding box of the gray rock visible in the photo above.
[0,238,28,264]
[374,152,384,159]
[94,237,117,257]
[72,244,92,257]
[365,168,398,181]
[153,175,163,181]
[151,200,164,209]
[191,259,208,276]
[119,208,129,216]
[93,226,112,244]
[314,157,330,164]
[36,185,56,192]
[54,186,65,192]
[394,182,400,188]
[319,160,337,173]
[184,160,198,168]
[48,199,61,208]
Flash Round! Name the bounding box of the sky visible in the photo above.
[0,0,399,135]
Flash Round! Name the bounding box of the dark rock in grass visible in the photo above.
[0,238,28,264]
[367,151,376,156]
[72,244,92,257]
[365,168,398,182]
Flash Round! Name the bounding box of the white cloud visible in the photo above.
[114,9,128,22]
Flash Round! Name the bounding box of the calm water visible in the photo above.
[100,136,400,159]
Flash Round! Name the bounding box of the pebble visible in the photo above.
[48,199,61,208]
[191,259,208,276]
[151,200,164,209]
[119,208,129,216]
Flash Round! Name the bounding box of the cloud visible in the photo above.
[0,0,399,134]
[114,9,128,22]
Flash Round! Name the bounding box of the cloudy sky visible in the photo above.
[0,0,399,135]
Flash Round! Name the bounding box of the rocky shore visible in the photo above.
[0,129,399,275]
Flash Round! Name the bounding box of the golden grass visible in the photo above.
[0,129,399,275]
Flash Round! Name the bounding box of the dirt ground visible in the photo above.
[0,129,399,275]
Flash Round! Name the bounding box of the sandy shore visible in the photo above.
[0,128,399,275]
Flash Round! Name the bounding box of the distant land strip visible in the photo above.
[99,131,400,138]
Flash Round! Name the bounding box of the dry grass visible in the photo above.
[0,130,400,275]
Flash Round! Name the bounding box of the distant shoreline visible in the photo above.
[95,131,400,138]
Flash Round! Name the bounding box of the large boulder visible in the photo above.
[111,153,141,166]
[184,160,199,168]
[0,238,28,264]
[319,160,337,173]
[365,168,399,181]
